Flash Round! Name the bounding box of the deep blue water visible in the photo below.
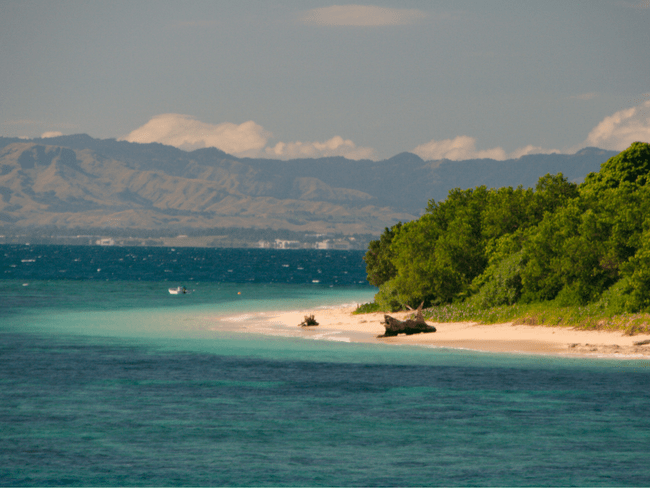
[1,245,650,486]
[1,245,368,285]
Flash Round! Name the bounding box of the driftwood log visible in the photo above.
[378,303,436,338]
[299,314,319,327]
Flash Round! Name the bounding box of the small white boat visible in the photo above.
[168,286,187,295]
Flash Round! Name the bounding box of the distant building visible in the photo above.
[95,238,115,246]
[258,240,272,248]
[274,239,302,249]
[314,239,351,250]
[330,240,352,250]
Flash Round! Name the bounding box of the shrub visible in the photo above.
[469,250,524,309]
[374,278,408,312]
[353,302,383,314]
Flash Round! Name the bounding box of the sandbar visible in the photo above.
[261,306,650,358]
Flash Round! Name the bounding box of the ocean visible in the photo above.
[1,244,650,486]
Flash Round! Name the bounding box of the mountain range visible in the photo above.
[0,134,617,237]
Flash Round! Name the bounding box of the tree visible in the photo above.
[581,141,650,194]
[363,222,402,287]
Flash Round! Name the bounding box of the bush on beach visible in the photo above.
[420,300,650,335]
[353,302,383,314]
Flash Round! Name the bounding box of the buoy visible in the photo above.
[238,292,241,295]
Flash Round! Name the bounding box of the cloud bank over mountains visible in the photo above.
[122,114,270,157]
[41,131,64,139]
[411,136,559,162]
[584,100,650,151]
[122,114,375,160]
[265,137,374,160]
[121,101,650,161]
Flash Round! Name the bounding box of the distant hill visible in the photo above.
[0,135,617,237]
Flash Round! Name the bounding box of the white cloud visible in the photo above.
[300,5,427,26]
[121,114,271,157]
[508,145,559,158]
[583,100,650,150]
[412,136,558,161]
[265,136,374,160]
[122,114,376,160]
[412,136,505,160]
[412,101,650,161]
[41,131,63,138]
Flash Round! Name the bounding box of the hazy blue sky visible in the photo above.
[1,0,649,160]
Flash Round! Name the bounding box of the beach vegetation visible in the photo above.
[421,300,650,336]
[362,142,650,328]
[353,302,383,314]
[363,222,402,287]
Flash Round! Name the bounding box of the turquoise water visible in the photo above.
[2,245,650,486]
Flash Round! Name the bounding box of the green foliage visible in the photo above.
[365,142,650,316]
[353,302,383,314]
[388,187,489,307]
[519,173,650,306]
[363,223,402,287]
[581,141,650,194]
[374,278,408,312]
[519,200,609,304]
[618,233,650,312]
[480,186,533,242]
[597,276,634,315]
[372,173,579,308]
[469,250,524,308]
[424,300,650,335]
[532,173,579,217]
[424,301,527,324]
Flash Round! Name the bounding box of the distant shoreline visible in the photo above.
[259,306,650,359]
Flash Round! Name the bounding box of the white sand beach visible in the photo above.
[260,306,650,358]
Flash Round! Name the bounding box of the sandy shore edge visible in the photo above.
[258,305,650,358]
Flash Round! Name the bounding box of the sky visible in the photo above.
[1,0,649,161]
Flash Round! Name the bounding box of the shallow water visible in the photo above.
[2,245,650,486]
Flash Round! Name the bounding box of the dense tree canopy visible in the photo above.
[364,142,650,313]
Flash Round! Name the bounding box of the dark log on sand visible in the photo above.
[300,314,319,327]
[378,303,436,338]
